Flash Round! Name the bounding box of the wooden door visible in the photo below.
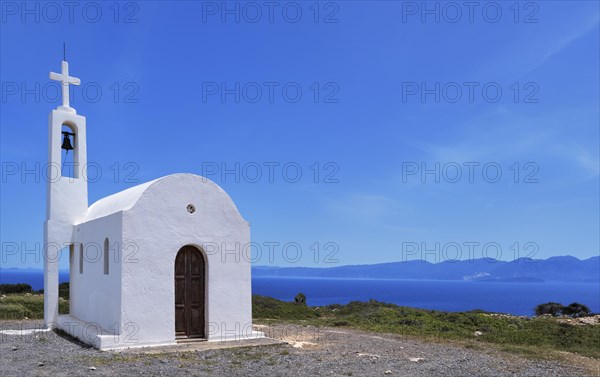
[175,246,205,338]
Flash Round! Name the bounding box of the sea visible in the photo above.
[252,276,600,316]
[2,271,598,316]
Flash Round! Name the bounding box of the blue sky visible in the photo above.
[1,1,599,269]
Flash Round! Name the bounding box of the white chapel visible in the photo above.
[43,59,262,350]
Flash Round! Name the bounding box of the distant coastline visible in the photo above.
[252,255,600,283]
[2,255,598,291]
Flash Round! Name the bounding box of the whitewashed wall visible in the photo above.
[70,213,123,333]
[59,174,259,349]
[120,174,255,346]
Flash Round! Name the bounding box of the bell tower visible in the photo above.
[44,59,88,327]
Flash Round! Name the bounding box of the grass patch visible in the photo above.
[252,295,318,320]
[0,294,68,319]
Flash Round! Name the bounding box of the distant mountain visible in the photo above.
[2,256,598,284]
[252,256,600,283]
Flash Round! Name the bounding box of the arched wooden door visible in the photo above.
[175,246,206,339]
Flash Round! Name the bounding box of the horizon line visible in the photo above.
[2,254,598,271]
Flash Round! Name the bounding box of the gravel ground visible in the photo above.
[1,320,597,376]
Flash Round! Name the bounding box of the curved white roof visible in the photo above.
[83,178,159,222]
[81,173,241,224]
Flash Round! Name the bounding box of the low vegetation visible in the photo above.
[0,283,69,318]
[0,293,69,319]
[0,283,33,294]
[253,295,600,359]
[253,294,317,320]
[2,286,597,360]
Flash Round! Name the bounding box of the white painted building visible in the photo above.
[43,60,262,350]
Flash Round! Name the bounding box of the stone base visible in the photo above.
[56,315,265,351]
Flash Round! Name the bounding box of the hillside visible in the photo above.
[253,256,600,282]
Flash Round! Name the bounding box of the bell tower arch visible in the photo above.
[46,108,88,223]
[44,59,88,327]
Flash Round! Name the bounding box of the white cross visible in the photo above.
[49,61,80,110]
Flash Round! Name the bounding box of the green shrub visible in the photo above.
[59,282,69,300]
[0,283,33,294]
[534,302,564,316]
[563,302,591,318]
[534,302,592,318]
[294,293,306,305]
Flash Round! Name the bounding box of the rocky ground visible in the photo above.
[482,313,600,327]
[555,315,600,326]
[1,320,597,376]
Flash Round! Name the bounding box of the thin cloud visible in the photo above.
[527,13,599,74]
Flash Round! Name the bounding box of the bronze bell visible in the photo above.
[61,132,74,153]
